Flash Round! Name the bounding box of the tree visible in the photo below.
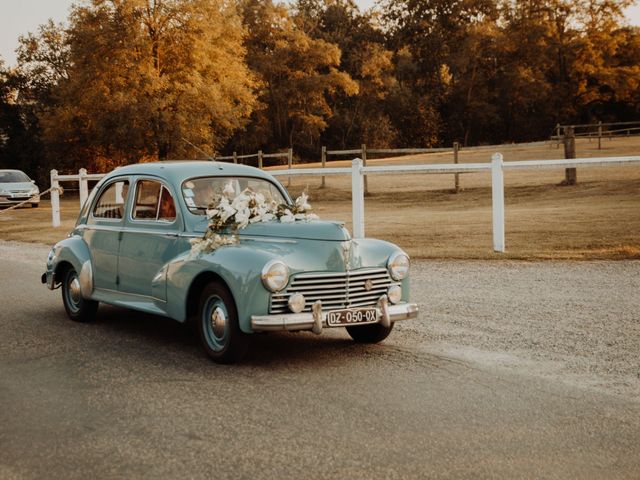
[293,0,400,148]
[380,0,498,146]
[238,0,358,155]
[0,58,47,183]
[37,0,256,169]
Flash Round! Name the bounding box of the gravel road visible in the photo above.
[1,240,639,479]
[405,260,640,400]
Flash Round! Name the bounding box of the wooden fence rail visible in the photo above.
[553,120,640,150]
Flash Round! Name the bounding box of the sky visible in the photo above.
[0,0,638,67]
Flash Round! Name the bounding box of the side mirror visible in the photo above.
[31,180,36,184]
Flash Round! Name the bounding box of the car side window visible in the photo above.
[92,180,129,219]
[133,180,176,222]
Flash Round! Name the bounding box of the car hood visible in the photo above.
[239,220,350,241]
[193,219,351,242]
[0,181,36,191]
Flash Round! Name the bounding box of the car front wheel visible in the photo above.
[61,267,98,322]
[346,323,394,343]
[197,281,249,363]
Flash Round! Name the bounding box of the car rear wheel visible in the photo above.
[346,323,394,343]
[61,267,98,322]
[197,281,249,363]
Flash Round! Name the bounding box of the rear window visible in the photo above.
[132,180,176,222]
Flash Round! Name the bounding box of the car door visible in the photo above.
[117,177,182,301]
[83,177,130,292]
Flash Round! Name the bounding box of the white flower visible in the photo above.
[223,181,236,199]
[280,209,295,223]
[231,193,249,211]
[235,207,251,229]
[295,192,311,211]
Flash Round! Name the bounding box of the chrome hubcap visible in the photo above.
[69,277,81,305]
[210,306,227,338]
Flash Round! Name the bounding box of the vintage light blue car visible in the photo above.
[42,161,418,362]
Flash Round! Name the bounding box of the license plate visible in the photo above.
[326,308,378,327]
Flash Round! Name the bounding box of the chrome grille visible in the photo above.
[270,268,398,314]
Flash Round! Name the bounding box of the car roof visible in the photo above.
[109,161,277,184]
[0,169,28,173]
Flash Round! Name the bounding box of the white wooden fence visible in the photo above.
[49,168,105,227]
[270,154,640,252]
[51,154,640,252]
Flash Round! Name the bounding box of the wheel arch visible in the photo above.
[54,260,74,284]
[185,271,236,325]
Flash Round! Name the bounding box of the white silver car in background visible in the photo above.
[0,169,40,208]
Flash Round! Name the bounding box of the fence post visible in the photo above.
[287,148,293,187]
[361,144,369,196]
[50,169,61,228]
[556,123,561,149]
[453,142,460,193]
[321,146,326,188]
[258,150,263,169]
[351,158,365,239]
[79,168,88,208]
[115,182,124,204]
[563,126,577,185]
[491,153,505,253]
[598,121,602,150]
[233,151,237,164]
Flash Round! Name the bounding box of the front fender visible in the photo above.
[166,244,280,332]
[45,235,94,298]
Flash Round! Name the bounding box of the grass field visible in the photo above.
[1,136,639,259]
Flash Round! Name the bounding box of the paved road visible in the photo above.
[1,242,639,479]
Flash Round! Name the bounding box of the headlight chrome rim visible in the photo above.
[261,260,289,292]
[388,251,410,281]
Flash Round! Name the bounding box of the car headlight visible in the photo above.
[30,187,39,195]
[261,260,289,292]
[388,251,410,280]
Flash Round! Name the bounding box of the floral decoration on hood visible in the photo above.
[190,181,319,255]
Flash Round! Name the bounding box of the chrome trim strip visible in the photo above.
[239,236,298,244]
[79,224,181,237]
[251,302,419,332]
[93,287,166,303]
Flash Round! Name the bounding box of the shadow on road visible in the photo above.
[90,304,427,369]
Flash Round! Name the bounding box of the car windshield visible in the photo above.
[0,171,30,183]
[182,176,288,214]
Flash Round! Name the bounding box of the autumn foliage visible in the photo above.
[1,0,639,179]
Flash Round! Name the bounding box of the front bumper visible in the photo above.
[0,195,39,205]
[251,295,419,334]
